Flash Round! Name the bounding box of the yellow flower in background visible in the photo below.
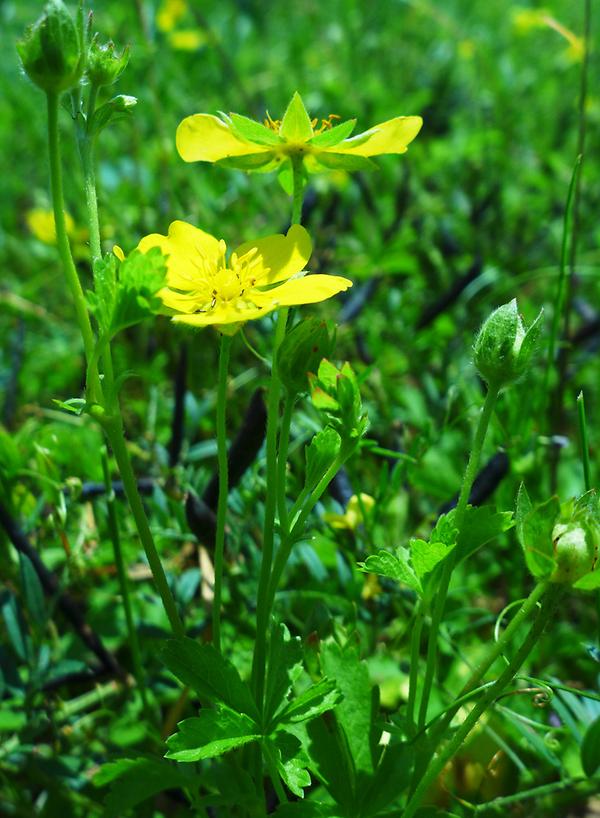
[156,0,187,32]
[512,8,584,62]
[325,493,375,531]
[26,207,75,244]
[167,29,205,51]
[137,222,351,332]
[177,92,422,190]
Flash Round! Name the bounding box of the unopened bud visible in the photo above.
[474,299,542,387]
[551,522,597,584]
[87,35,129,87]
[17,0,84,94]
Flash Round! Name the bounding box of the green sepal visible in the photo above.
[89,94,137,134]
[217,152,277,171]
[229,113,283,145]
[311,153,377,172]
[309,119,357,147]
[280,92,314,142]
[516,484,558,579]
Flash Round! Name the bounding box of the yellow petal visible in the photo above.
[329,116,423,157]
[251,274,352,308]
[176,114,272,162]
[138,220,222,290]
[173,302,275,327]
[234,224,312,285]
[113,245,125,261]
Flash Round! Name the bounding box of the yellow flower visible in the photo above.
[26,207,75,244]
[167,29,205,51]
[176,92,422,190]
[325,493,375,531]
[156,0,187,32]
[137,222,352,332]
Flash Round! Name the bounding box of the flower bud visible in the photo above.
[17,0,84,94]
[86,35,129,87]
[277,318,336,396]
[551,522,597,584]
[473,299,542,387]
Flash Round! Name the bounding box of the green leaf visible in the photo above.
[268,732,311,798]
[280,92,314,142]
[310,119,357,147]
[305,428,342,494]
[1,592,29,662]
[93,756,197,818]
[410,538,454,581]
[160,637,259,719]
[19,553,46,627]
[165,704,260,762]
[358,549,421,594]
[89,94,137,134]
[581,715,600,776]
[359,742,413,816]
[457,506,515,561]
[305,715,355,810]
[516,485,558,578]
[264,623,303,725]
[277,677,341,725]
[574,569,600,591]
[229,113,282,145]
[320,640,375,776]
[274,803,343,818]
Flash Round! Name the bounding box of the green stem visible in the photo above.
[79,84,102,264]
[276,395,294,538]
[577,391,592,491]
[418,384,500,730]
[100,448,148,711]
[407,602,425,733]
[403,585,561,818]
[104,418,184,638]
[472,776,596,815]
[213,334,233,652]
[427,580,549,748]
[290,156,305,225]
[251,308,288,710]
[267,449,350,612]
[46,91,100,401]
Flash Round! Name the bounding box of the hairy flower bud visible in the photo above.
[17,0,84,94]
[551,522,597,584]
[87,35,129,87]
[473,299,542,387]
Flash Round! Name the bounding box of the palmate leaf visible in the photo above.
[160,637,259,720]
[165,704,260,762]
[267,731,312,798]
[358,548,421,594]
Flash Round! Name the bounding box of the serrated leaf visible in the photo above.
[264,624,303,725]
[280,92,314,142]
[268,732,311,798]
[410,538,454,581]
[310,119,357,147]
[277,677,340,725]
[165,705,260,761]
[581,715,600,776]
[321,640,375,776]
[358,549,421,594]
[160,638,258,719]
[305,428,342,494]
[229,113,282,145]
[457,505,515,562]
